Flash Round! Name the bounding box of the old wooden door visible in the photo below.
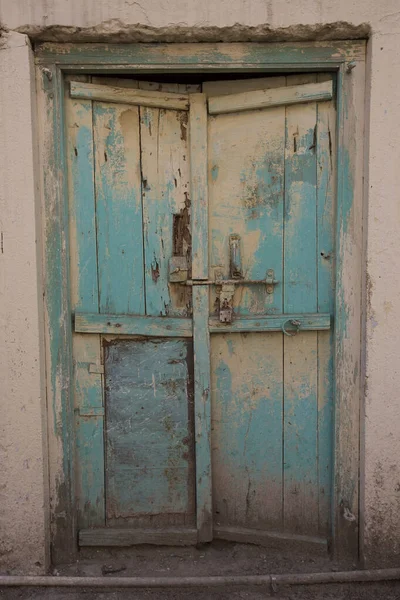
[66,73,335,546]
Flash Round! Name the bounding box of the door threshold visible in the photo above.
[79,527,198,547]
[214,525,327,547]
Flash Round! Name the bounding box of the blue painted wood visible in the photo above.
[283,75,319,534]
[104,339,195,520]
[211,333,284,530]
[75,313,192,336]
[66,88,105,528]
[209,313,330,333]
[93,101,145,315]
[192,286,212,541]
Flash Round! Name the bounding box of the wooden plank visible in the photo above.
[283,74,319,535]
[211,333,284,531]
[204,76,287,97]
[192,286,212,541]
[93,100,145,314]
[37,41,366,67]
[209,313,330,333]
[75,313,192,337]
[334,60,365,559]
[71,81,189,110]
[140,94,191,316]
[208,81,332,115]
[79,528,198,547]
[190,94,208,280]
[207,77,286,316]
[65,78,105,529]
[104,339,195,522]
[214,525,327,547]
[316,74,336,537]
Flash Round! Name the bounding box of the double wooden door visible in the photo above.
[66,73,336,546]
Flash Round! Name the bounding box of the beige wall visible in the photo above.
[0,31,49,574]
[1,0,400,571]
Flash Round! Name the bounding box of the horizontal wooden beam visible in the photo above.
[209,313,330,333]
[70,81,189,110]
[214,525,327,547]
[208,80,332,115]
[79,528,198,547]
[75,313,193,337]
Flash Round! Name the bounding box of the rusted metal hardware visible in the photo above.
[281,318,302,337]
[218,284,235,323]
[173,274,279,288]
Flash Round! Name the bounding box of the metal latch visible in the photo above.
[218,284,235,323]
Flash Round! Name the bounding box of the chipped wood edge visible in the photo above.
[70,81,189,110]
[208,80,332,115]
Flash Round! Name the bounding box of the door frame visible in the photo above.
[35,40,366,564]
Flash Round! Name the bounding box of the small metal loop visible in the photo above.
[282,318,301,337]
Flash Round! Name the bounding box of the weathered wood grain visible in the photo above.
[209,80,333,115]
[71,81,189,110]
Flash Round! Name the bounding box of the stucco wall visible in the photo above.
[0,31,49,574]
[1,0,400,571]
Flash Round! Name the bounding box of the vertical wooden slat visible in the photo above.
[65,77,105,528]
[93,101,144,315]
[190,93,212,541]
[283,74,319,535]
[140,101,191,317]
[193,285,212,541]
[190,94,208,280]
[316,74,336,536]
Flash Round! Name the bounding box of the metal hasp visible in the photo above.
[218,284,235,323]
